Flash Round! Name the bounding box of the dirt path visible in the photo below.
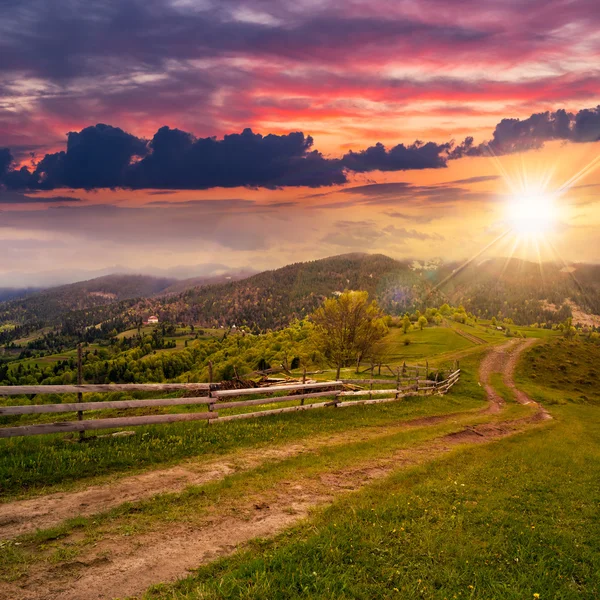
[478,337,551,421]
[0,411,475,540]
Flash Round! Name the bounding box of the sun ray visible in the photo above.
[426,229,511,298]
[555,152,600,197]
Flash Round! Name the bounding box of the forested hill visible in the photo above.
[0,274,177,325]
[156,270,257,296]
[135,253,425,330]
[436,258,600,323]
[0,288,42,303]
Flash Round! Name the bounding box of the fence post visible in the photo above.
[402,361,406,376]
[301,366,306,405]
[77,344,84,441]
[369,360,374,400]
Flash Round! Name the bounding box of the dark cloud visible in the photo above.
[0,148,12,178]
[1,125,347,190]
[384,211,438,224]
[3,124,147,190]
[0,191,81,204]
[341,141,451,172]
[444,175,501,185]
[2,105,600,192]
[128,126,346,189]
[452,106,600,157]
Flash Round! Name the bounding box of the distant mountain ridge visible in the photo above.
[0,274,177,326]
[0,288,42,303]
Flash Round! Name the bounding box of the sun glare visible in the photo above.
[506,192,558,237]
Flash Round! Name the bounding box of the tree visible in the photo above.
[402,315,411,334]
[311,291,388,378]
[418,315,428,330]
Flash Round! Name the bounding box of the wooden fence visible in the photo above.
[0,370,460,438]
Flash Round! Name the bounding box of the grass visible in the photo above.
[379,326,476,361]
[516,338,600,406]
[142,400,599,600]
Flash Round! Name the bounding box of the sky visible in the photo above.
[1,0,600,287]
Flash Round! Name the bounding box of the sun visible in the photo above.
[506,192,558,238]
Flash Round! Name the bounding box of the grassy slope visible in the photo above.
[142,340,600,600]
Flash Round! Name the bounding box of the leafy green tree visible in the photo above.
[402,315,411,334]
[311,291,388,378]
[417,315,428,330]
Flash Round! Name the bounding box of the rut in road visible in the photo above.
[0,339,550,600]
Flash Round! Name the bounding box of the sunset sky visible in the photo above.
[1,0,600,286]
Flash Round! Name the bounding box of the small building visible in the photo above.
[147,315,159,324]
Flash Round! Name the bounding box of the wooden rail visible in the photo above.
[0,383,211,397]
[0,396,213,416]
[0,371,460,438]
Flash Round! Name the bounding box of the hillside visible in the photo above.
[156,269,257,296]
[0,288,42,303]
[435,257,600,324]
[134,253,426,330]
[0,274,177,326]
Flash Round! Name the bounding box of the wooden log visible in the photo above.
[0,396,214,416]
[212,381,341,398]
[338,389,403,397]
[213,401,329,423]
[301,367,307,405]
[212,390,338,410]
[385,364,397,377]
[338,395,406,407]
[0,383,212,396]
[340,378,397,385]
[0,411,218,438]
[77,344,84,441]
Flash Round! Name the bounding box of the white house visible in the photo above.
[147,315,159,324]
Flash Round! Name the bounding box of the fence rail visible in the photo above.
[0,383,212,397]
[0,370,460,438]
